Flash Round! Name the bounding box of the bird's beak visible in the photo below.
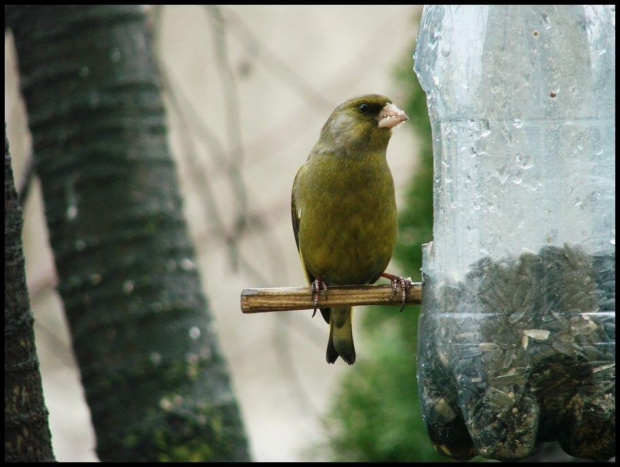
[377,103,409,129]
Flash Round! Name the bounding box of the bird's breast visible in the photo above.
[296,156,397,285]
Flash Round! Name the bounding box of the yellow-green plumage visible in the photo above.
[291,94,407,364]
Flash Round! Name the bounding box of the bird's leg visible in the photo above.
[381,272,413,312]
[311,277,328,317]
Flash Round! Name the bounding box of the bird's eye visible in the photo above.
[359,103,370,114]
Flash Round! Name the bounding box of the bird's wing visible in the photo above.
[292,166,331,324]
[291,170,301,252]
[291,166,314,284]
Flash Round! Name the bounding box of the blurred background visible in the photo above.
[5,5,427,461]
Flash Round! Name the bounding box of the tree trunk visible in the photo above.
[6,6,250,461]
[5,125,56,462]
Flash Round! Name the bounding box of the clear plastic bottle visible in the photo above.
[413,5,615,461]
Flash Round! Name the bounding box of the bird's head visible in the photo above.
[319,94,409,156]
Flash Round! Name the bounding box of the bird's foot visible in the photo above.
[381,272,413,312]
[311,278,328,317]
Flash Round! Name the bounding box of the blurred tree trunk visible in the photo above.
[6,6,250,461]
[5,126,56,462]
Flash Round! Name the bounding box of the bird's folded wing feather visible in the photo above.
[291,166,331,324]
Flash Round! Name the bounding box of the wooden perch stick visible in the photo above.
[241,283,422,313]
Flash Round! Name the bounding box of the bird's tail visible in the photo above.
[326,306,356,364]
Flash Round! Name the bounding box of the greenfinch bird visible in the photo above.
[291,94,408,364]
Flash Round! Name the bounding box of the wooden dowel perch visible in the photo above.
[241,283,422,314]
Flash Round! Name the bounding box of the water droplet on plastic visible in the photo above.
[480,120,491,137]
[441,44,451,57]
[514,119,524,129]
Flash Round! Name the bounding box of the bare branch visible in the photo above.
[241,283,422,313]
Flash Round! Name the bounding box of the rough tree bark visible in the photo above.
[6,6,250,461]
[5,125,56,462]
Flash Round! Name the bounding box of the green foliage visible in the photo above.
[310,19,450,462]
[392,58,434,282]
[318,305,444,462]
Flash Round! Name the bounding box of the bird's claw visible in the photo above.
[311,278,328,316]
[382,273,413,312]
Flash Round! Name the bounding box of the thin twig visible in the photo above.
[151,7,229,240]
[206,5,250,272]
[222,7,334,112]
